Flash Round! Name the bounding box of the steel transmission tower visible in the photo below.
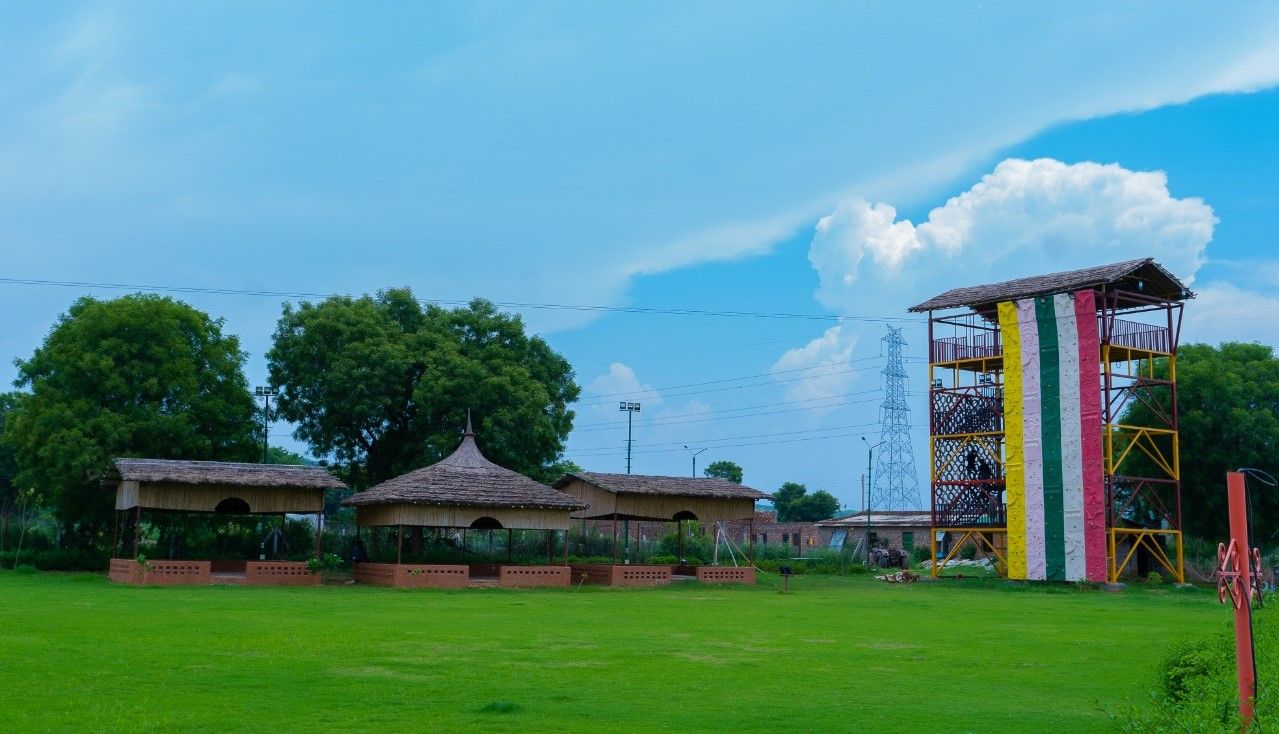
[872,326,921,509]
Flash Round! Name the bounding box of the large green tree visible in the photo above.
[704,460,743,484]
[1120,342,1279,543]
[5,295,259,546]
[773,481,841,522]
[267,291,579,488]
[0,392,23,549]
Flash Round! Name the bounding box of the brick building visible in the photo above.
[724,511,824,556]
[815,511,932,556]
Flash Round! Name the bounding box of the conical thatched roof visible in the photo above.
[343,419,586,511]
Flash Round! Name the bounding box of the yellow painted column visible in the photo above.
[998,301,1027,579]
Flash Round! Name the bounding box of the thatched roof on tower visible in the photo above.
[908,258,1192,313]
[343,418,585,511]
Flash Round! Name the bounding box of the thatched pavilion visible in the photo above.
[552,472,771,585]
[106,458,346,586]
[343,418,586,588]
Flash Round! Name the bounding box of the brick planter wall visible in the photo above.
[569,563,673,586]
[353,562,469,588]
[395,564,468,588]
[498,565,570,587]
[245,561,319,586]
[108,558,211,586]
[353,562,398,586]
[695,566,756,584]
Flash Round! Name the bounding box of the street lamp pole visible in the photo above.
[255,386,279,464]
[861,436,885,567]
[619,402,641,474]
[619,402,641,563]
[683,445,708,478]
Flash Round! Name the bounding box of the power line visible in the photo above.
[569,423,881,459]
[0,276,919,324]
[569,421,882,454]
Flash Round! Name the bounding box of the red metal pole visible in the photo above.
[1226,471,1256,727]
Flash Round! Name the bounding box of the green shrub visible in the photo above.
[14,564,36,575]
[959,542,978,560]
[1,548,109,572]
[1114,603,1275,731]
[910,546,932,565]
[1146,571,1164,585]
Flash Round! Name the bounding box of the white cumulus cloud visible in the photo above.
[585,363,663,409]
[770,325,859,409]
[809,158,1216,311]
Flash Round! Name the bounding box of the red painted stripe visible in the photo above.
[1074,290,1106,582]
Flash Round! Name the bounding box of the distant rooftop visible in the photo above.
[554,472,772,501]
[816,510,931,528]
[908,258,1192,313]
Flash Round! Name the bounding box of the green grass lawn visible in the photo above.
[0,571,1221,733]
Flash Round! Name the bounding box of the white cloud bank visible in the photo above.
[810,159,1215,311]
[779,158,1229,399]
[770,325,859,408]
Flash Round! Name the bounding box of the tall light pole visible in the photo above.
[861,436,885,567]
[619,402,641,473]
[255,386,279,464]
[618,401,641,564]
[683,445,708,478]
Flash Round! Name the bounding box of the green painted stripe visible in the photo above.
[1035,296,1066,581]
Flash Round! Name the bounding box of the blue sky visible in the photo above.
[3,4,1279,508]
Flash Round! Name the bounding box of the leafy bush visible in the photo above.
[305,553,343,574]
[14,564,36,575]
[1146,571,1164,585]
[910,546,933,565]
[1,548,109,571]
[1114,603,1275,731]
[959,542,978,560]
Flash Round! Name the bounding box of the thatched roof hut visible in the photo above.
[343,419,585,530]
[107,458,344,514]
[552,472,770,523]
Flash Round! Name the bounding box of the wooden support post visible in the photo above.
[134,506,142,559]
[314,512,322,559]
[396,524,403,565]
[677,519,684,561]
[611,516,619,565]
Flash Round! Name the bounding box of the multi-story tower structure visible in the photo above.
[909,259,1189,582]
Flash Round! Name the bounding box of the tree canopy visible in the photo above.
[773,481,841,522]
[267,291,579,488]
[703,460,743,484]
[0,392,22,542]
[4,295,258,546]
[1120,342,1279,543]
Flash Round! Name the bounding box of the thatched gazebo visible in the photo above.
[553,472,771,585]
[105,458,346,586]
[343,417,586,588]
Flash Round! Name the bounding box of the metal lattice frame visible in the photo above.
[924,287,1185,582]
[873,326,922,510]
